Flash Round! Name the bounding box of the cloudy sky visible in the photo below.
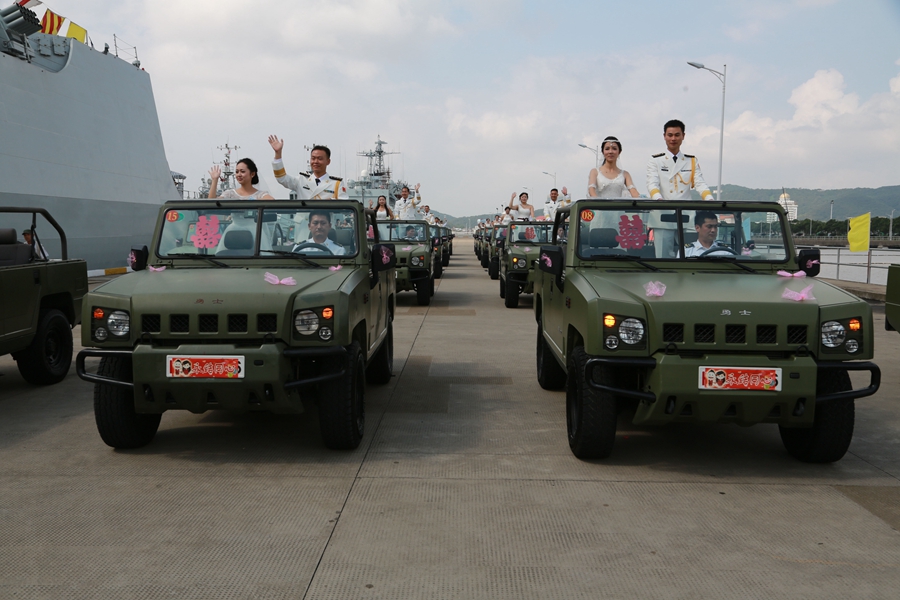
[38,0,900,215]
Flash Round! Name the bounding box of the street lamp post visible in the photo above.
[578,144,600,169]
[687,61,726,201]
[541,171,557,188]
[830,200,834,221]
[890,209,895,241]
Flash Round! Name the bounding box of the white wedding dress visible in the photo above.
[593,170,629,198]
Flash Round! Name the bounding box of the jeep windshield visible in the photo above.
[158,206,360,259]
[573,205,789,263]
[508,222,553,245]
[377,222,428,242]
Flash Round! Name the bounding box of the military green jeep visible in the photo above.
[377,220,436,306]
[1,207,88,384]
[76,200,396,451]
[486,224,506,280]
[535,200,879,463]
[499,221,554,308]
[885,265,900,331]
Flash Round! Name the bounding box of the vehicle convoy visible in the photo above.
[885,265,900,331]
[377,220,436,306]
[535,200,880,463]
[1,208,88,384]
[76,200,396,451]
[499,221,554,308]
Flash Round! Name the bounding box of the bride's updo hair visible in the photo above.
[237,158,260,185]
[600,136,622,166]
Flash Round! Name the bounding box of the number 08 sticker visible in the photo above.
[581,210,595,222]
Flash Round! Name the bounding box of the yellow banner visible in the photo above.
[40,9,64,35]
[848,213,870,252]
[65,21,86,43]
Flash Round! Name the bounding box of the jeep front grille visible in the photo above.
[141,314,161,333]
[756,325,777,344]
[170,314,189,333]
[199,314,219,333]
[257,314,277,332]
[228,314,248,333]
[694,324,715,343]
[787,325,808,344]
[725,324,746,344]
[663,323,684,343]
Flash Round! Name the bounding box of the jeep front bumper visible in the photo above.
[585,353,879,426]
[76,343,347,414]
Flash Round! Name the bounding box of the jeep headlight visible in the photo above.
[513,257,527,269]
[821,321,846,348]
[618,318,645,345]
[107,310,130,337]
[411,256,422,266]
[294,309,319,335]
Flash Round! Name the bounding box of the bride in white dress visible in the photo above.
[587,136,640,198]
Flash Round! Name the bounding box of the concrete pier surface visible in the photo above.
[2,239,899,599]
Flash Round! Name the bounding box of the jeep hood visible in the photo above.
[94,268,351,310]
[579,269,860,322]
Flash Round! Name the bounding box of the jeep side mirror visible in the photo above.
[539,245,564,291]
[372,243,396,272]
[130,245,149,271]
[798,248,820,277]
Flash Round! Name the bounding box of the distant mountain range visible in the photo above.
[435,185,900,229]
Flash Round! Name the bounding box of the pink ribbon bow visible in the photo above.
[805,259,820,269]
[402,246,413,251]
[644,281,666,297]
[148,265,166,272]
[777,270,807,278]
[540,254,552,267]
[329,265,343,272]
[782,284,815,302]
[264,272,296,286]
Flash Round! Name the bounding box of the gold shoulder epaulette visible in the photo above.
[652,153,665,158]
[330,176,343,182]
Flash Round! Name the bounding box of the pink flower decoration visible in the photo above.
[265,272,296,286]
[329,265,343,272]
[782,284,815,302]
[148,265,166,272]
[523,247,532,252]
[402,246,413,251]
[777,270,806,278]
[644,281,666,297]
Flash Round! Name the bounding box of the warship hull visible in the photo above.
[0,30,178,270]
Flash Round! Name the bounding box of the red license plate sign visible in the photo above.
[166,355,245,379]
[698,367,781,391]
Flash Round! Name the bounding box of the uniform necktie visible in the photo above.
[315,178,320,185]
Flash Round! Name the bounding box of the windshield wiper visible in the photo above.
[261,249,324,268]
[696,255,756,273]
[167,253,230,268]
[602,254,660,272]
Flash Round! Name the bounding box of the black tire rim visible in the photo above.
[44,326,63,368]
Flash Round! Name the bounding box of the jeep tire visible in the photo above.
[434,256,443,279]
[504,276,519,308]
[16,309,73,385]
[499,274,506,298]
[567,347,617,459]
[94,355,161,449]
[416,281,431,306]
[366,321,393,385]
[318,342,365,450]
[489,257,499,280]
[779,369,854,463]
[536,318,566,390]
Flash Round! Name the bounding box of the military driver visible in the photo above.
[293,210,345,255]
[268,136,348,200]
[684,211,730,257]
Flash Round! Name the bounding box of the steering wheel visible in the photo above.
[699,245,738,257]
[292,242,334,255]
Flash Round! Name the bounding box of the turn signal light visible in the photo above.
[849,318,861,331]
[603,314,616,328]
[92,308,105,320]
[322,307,334,320]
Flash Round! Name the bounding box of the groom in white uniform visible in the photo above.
[268,136,348,200]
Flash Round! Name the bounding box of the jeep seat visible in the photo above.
[585,228,624,256]
[0,228,34,266]
[216,230,254,256]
